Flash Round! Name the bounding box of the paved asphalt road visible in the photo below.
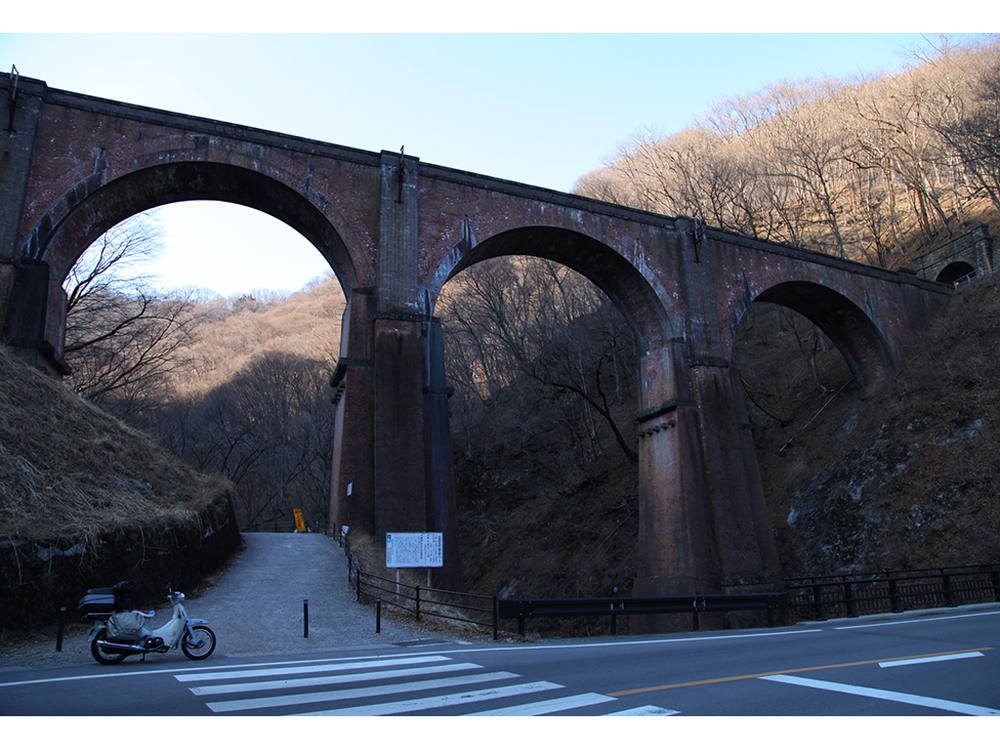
[2,604,999,716]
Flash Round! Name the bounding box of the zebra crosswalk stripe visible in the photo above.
[606,705,680,715]
[290,681,564,716]
[466,693,617,716]
[178,655,681,716]
[189,662,481,696]
[176,655,450,683]
[205,671,521,713]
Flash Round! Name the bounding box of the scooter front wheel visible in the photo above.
[181,625,216,660]
[90,627,127,665]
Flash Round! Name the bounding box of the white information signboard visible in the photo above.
[385,532,443,568]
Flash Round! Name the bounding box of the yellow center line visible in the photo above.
[606,647,993,697]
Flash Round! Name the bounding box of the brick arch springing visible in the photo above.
[26,161,361,294]
[431,225,674,353]
[733,280,895,395]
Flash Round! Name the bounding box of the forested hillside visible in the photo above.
[575,39,1000,269]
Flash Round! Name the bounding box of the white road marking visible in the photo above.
[759,674,1000,715]
[175,655,450,682]
[879,652,984,668]
[466,693,617,715]
[189,662,480,695]
[0,654,397,688]
[0,629,825,688]
[205,670,521,712]
[290,680,564,715]
[834,610,1000,630]
[606,705,681,716]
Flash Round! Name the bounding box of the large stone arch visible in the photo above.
[427,224,731,601]
[430,225,674,352]
[25,161,362,293]
[731,280,896,396]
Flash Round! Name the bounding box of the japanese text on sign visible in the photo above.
[385,532,443,568]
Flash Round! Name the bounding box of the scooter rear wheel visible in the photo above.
[181,625,216,660]
[90,627,127,665]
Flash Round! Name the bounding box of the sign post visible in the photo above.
[386,532,443,588]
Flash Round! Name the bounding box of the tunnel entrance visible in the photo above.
[936,261,976,285]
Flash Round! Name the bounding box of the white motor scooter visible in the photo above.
[87,589,216,665]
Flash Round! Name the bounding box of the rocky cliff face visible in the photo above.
[749,273,1000,577]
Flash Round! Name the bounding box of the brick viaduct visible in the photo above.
[0,73,951,598]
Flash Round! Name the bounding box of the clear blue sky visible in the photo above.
[1,24,994,296]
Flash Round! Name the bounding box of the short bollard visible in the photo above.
[303,599,309,638]
[55,606,67,652]
[376,599,382,634]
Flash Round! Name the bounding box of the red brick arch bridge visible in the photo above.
[0,73,950,598]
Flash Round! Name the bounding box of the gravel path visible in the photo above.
[1,532,452,670]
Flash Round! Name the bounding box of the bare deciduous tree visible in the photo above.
[63,217,201,416]
[439,257,638,467]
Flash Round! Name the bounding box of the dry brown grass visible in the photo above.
[0,346,231,541]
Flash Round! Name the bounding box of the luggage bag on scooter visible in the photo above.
[106,611,146,643]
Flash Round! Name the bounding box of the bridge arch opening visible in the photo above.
[936,261,976,285]
[431,227,672,621]
[735,281,895,395]
[33,167,353,535]
[28,161,361,294]
[437,226,674,352]
[732,281,895,577]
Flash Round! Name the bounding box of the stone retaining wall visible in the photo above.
[0,495,242,630]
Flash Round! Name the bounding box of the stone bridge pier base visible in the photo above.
[634,342,781,629]
[0,258,69,376]
[330,290,376,539]
[372,315,462,589]
[635,344,718,600]
[330,306,462,589]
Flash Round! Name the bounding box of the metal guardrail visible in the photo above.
[498,593,787,636]
[344,535,1000,638]
[952,270,978,288]
[349,558,499,639]
[782,564,1000,621]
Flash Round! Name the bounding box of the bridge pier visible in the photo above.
[330,289,376,539]
[688,360,781,588]
[331,149,463,587]
[0,258,69,376]
[634,344,719,600]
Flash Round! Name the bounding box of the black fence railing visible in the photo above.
[783,564,1000,621]
[344,543,1000,639]
[349,559,499,639]
[498,593,787,636]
